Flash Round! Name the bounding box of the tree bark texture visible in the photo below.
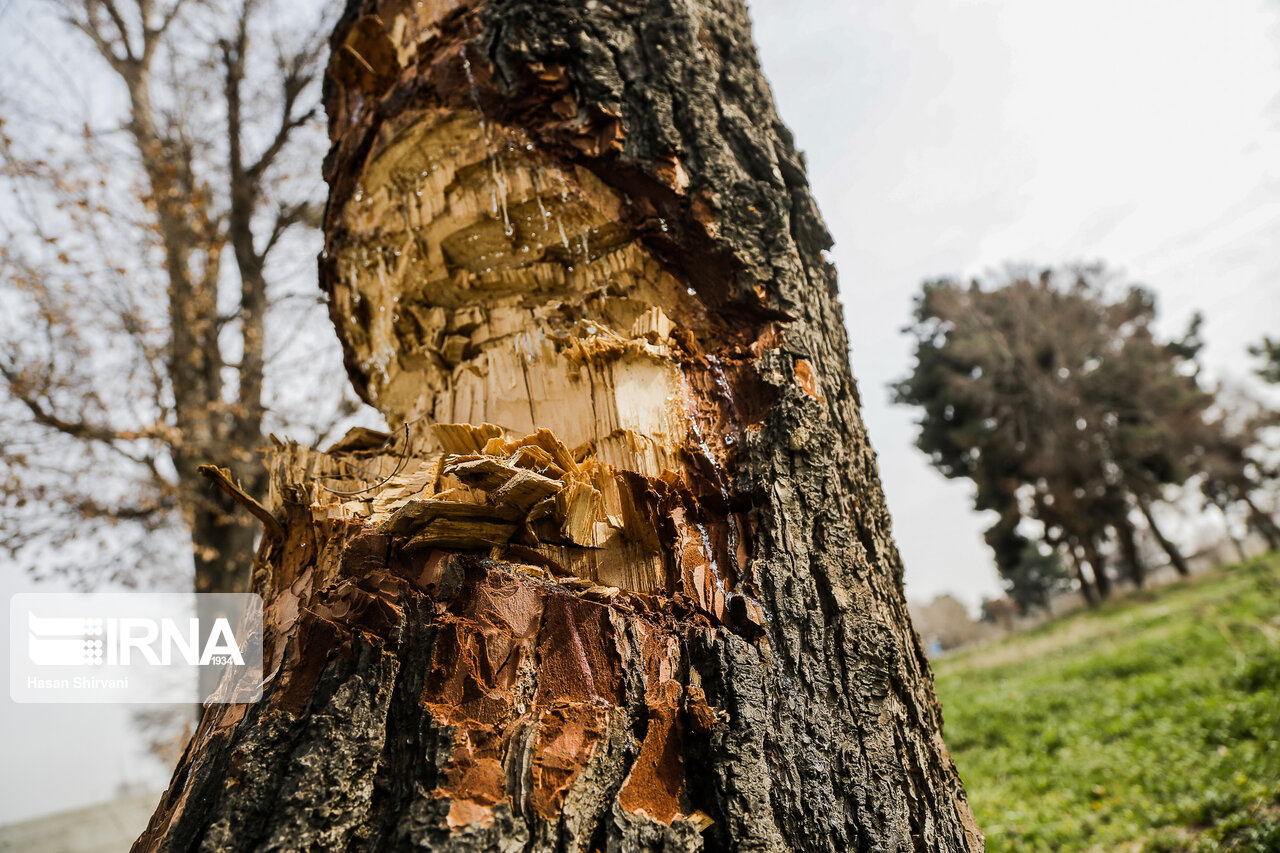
[134,1,981,850]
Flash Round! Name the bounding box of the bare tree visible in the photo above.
[0,0,360,593]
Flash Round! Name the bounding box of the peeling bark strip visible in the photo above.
[135,1,982,851]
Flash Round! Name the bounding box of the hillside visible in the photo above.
[934,552,1280,853]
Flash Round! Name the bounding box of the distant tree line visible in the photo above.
[894,264,1278,609]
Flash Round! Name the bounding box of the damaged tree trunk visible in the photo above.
[134,1,981,850]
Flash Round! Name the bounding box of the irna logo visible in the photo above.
[10,592,263,704]
[27,613,245,667]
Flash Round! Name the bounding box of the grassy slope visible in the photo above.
[933,552,1280,853]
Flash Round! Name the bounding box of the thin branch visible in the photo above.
[197,464,284,541]
[245,104,316,184]
[71,495,176,522]
[261,201,316,256]
[0,359,171,477]
[141,0,186,64]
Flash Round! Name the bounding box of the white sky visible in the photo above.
[2,0,1280,827]
[749,0,1280,608]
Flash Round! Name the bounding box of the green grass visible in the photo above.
[933,552,1280,853]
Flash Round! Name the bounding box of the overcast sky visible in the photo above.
[3,0,1280,827]
[749,0,1280,608]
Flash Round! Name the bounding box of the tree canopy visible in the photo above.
[1250,336,1280,385]
[893,264,1274,606]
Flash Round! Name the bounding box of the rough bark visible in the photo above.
[134,1,981,850]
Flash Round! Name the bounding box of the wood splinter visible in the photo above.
[197,464,286,543]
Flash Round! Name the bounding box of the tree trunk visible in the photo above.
[180,438,264,595]
[1218,505,1249,563]
[1066,542,1097,606]
[1114,517,1145,589]
[188,482,259,595]
[1136,494,1190,577]
[134,2,981,850]
[1083,538,1111,599]
[1242,496,1280,551]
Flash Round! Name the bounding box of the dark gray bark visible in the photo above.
[134,1,981,851]
[1114,516,1145,588]
[1243,496,1280,551]
[1136,494,1190,577]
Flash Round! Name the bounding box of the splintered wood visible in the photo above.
[306,106,757,622]
[266,422,726,605]
[326,109,707,473]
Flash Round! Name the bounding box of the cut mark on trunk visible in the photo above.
[326,109,758,479]
[270,422,747,625]
[317,103,783,626]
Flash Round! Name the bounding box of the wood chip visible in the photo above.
[432,422,505,454]
[405,518,518,550]
[556,480,602,546]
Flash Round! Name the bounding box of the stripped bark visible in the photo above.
[134,1,981,850]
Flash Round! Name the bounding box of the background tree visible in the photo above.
[1001,540,1071,613]
[0,0,358,593]
[893,264,1227,602]
[1194,390,1280,554]
[1249,335,1280,384]
[910,593,989,651]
